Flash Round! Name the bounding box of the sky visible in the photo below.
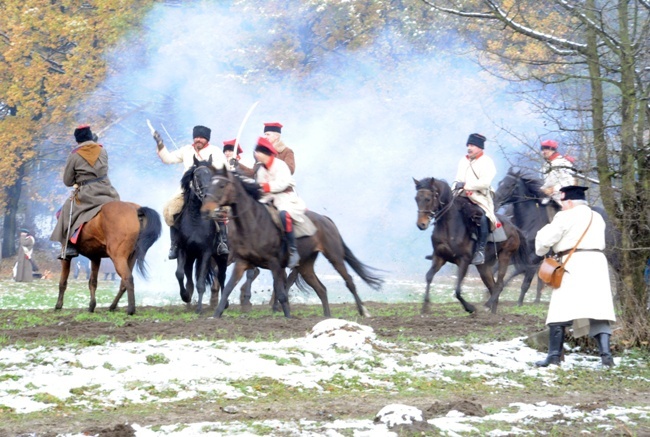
[71,1,551,298]
[0,318,644,436]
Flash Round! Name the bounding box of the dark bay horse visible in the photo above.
[176,156,228,314]
[55,201,162,315]
[494,167,620,304]
[414,177,528,314]
[199,167,383,318]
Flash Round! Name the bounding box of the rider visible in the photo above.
[50,125,120,259]
[153,125,228,259]
[223,138,243,171]
[253,136,305,268]
[452,133,497,265]
[263,122,295,174]
[540,139,576,209]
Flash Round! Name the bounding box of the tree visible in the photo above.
[0,0,154,257]
[421,0,650,343]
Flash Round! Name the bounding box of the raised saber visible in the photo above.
[161,123,179,150]
[234,101,259,151]
[146,119,155,135]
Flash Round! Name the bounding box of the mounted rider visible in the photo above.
[451,133,497,265]
[153,125,228,259]
[540,139,576,217]
[50,125,121,260]
[223,138,243,171]
[253,137,306,268]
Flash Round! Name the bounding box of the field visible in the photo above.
[0,265,649,436]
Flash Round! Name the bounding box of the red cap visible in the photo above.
[540,139,558,150]
[263,122,283,134]
[222,139,243,154]
[255,137,278,156]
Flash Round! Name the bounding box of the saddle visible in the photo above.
[263,204,317,238]
[458,197,507,243]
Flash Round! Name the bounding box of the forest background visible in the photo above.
[0,0,648,343]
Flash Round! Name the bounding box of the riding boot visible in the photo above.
[595,333,614,367]
[217,222,229,256]
[286,229,300,269]
[471,214,489,265]
[535,325,565,367]
[168,226,179,260]
[58,243,79,260]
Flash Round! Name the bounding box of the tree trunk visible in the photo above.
[1,165,25,258]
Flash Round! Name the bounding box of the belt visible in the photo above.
[78,175,107,186]
[557,248,603,257]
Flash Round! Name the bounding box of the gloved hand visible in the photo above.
[229,158,239,168]
[252,162,262,173]
[153,131,164,150]
[455,181,465,190]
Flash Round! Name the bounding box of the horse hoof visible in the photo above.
[240,304,252,313]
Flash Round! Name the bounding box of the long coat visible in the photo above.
[535,204,616,333]
[541,154,576,203]
[275,141,295,174]
[14,234,35,282]
[157,143,226,171]
[50,142,120,244]
[454,153,497,227]
[256,156,306,216]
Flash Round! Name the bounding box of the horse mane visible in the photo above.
[511,167,545,200]
[235,174,262,200]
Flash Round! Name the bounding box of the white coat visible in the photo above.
[453,153,497,226]
[541,154,576,203]
[256,156,306,216]
[158,143,226,171]
[535,204,616,331]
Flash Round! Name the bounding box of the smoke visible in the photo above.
[76,2,546,299]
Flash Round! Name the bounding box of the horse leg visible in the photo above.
[422,256,445,314]
[109,256,134,311]
[271,267,291,318]
[239,268,260,313]
[213,261,248,318]
[535,275,545,303]
[518,268,536,306]
[478,262,500,314]
[295,255,332,317]
[455,261,477,314]
[195,255,211,314]
[111,256,136,315]
[55,259,72,310]
[176,252,189,303]
[328,256,370,317]
[88,259,101,313]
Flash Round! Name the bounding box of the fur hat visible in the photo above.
[192,125,211,141]
[74,125,93,143]
[467,133,486,149]
[263,122,283,134]
[255,137,278,156]
[560,185,588,201]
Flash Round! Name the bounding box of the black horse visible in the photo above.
[414,177,529,314]
[199,167,383,318]
[494,167,620,304]
[176,156,228,313]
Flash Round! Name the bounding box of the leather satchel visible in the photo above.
[538,212,593,289]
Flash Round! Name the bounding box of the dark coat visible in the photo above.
[50,141,120,244]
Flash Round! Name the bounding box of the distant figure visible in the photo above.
[100,258,117,281]
[540,139,576,210]
[73,256,91,280]
[14,229,36,282]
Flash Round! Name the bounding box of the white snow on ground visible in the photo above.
[0,319,647,436]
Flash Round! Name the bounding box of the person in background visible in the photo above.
[253,137,306,268]
[15,229,36,282]
[534,185,616,367]
[451,133,497,265]
[50,125,120,260]
[540,139,576,210]
[223,139,243,171]
[263,122,295,175]
[153,125,228,258]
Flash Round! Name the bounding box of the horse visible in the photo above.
[176,156,228,314]
[55,201,162,315]
[199,167,383,318]
[414,177,529,314]
[494,167,620,304]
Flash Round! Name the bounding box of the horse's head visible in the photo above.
[413,177,447,230]
[494,167,521,208]
[494,167,545,208]
[180,155,214,203]
[200,166,236,219]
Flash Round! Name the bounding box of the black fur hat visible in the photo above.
[74,125,93,143]
[192,125,211,141]
[467,133,486,149]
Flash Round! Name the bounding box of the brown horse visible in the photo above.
[414,177,528,314]
[55,201,162,315]
[199,167,383,318]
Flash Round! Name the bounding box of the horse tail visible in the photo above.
[135,206,162,278]
[342,242,384,290]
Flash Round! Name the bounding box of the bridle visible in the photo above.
[191,165,213,201]
[417,187,455,222]
[204,174,254,218]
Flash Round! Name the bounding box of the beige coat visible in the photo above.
[256,156,306,216]
[535,204,616,332]
[453,153,497,226]
[14,234,35,282]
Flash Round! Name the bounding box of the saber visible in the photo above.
[161,123,179,150]
[234,101,259,151]
[146,119,155,135]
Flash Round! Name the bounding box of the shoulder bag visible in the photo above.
[538,212,593,288]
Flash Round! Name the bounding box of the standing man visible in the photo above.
[534,185,616,367]
[540,139,576,208]
[263,122,295,174]
[452,133,497,265]
[15,229,36,282]
[153,125,228,258]
[50,125,120,259]
[253,137,306,268]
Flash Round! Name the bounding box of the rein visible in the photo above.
[205,174,255,218]
[417,187,455,222]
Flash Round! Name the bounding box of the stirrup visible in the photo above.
[217,242,229,256]
[471,250,485,265]
[58,245,79,260]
